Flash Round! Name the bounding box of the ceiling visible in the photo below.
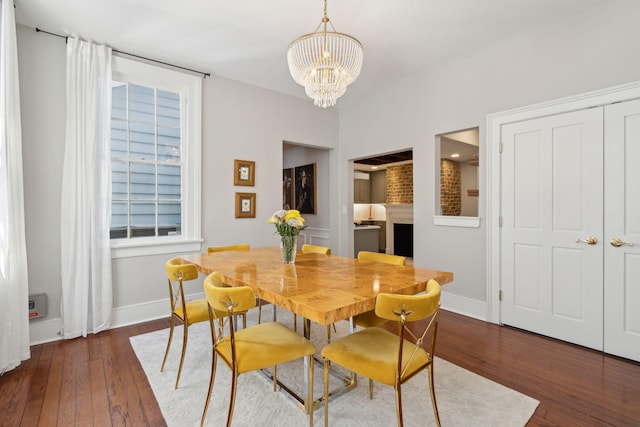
[15,0,607,108]
[355,150,413,166]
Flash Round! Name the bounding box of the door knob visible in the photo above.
[610,238,633,247]
[576,237,598,245]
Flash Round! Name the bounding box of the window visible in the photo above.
[110,57,202,258]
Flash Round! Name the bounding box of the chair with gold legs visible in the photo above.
[201,272,316,427]
[322,279,442,427]
[161,257,247,389]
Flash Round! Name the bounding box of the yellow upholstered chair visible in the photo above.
[162,258,247,389]
[207,243,250,254]
[161,258,207,388]
[322,279,442,427]
[301,243,331,255]
[201,272,316,427]
[354,251,407,329]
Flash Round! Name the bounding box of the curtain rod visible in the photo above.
[35,27,211,78]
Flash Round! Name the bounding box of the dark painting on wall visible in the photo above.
[283,168,293,210]
[294,163,316,214]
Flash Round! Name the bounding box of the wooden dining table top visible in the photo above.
[179,247,453,326]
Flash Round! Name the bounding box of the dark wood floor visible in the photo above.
[1,310,639,426]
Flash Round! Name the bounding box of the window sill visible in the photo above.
[433,216,481,228]
[111,238,203,259]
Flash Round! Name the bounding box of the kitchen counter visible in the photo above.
[354,225,381,230]
[354,226,380,257]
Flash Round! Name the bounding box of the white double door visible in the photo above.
[500,98,640,362]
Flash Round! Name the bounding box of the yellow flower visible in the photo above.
[269,209,306,236]
[284,210,302,221]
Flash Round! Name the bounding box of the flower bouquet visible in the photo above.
[268,209,306,264]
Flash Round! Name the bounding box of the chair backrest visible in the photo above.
[165,257,199,281]
[376,280,441,382]
[207,243,250,254]
[203,272,256,364]
[301,244,331,255]
[357,251,406,266]
[203,272,256,317]
[165,257,200,316]
[374,279,441,322]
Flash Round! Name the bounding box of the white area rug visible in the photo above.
[130,310,538,426]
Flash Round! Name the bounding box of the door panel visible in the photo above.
[501,108,604,350]
[513,244,541,311]
[552,124,585,231]
[604,99,640,361]
[552,247,585,320]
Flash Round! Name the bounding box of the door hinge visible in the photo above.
[499,142,503,154]
[499,216,503,227]
[499,290,503,301]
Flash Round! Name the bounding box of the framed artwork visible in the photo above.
[294,163,316,214]
[234,159,255,186]
[235,192,256,218]
[283,168,293,210]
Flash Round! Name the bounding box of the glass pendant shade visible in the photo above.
[287,2,363,108]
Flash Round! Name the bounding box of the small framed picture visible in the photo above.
[235,192,256,218]
[234,159,255,186]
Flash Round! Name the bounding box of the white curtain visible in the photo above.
[0,0,31,373]
[60,38,113,338]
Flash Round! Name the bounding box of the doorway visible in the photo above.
[489,83,640,362]
[353,150,413,256]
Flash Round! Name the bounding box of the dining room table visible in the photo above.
[178,246,453,412]
[179,246,453,327]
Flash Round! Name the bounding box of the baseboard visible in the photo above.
[29,317,64,345]
[28,291,206,346]
[440,291,489,322]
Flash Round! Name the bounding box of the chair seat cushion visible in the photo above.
[175,299,209,325]
[354,310,386,328]
[175,298,230,325]
[321,327,429,386]
[216,322,316,373]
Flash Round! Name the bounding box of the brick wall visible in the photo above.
[386,164,413,204]
[440,159,461,215]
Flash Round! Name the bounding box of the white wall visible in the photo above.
[338,0,640,320]
[16,24,339,343]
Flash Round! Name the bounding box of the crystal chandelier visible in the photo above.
[287,0,364,108]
